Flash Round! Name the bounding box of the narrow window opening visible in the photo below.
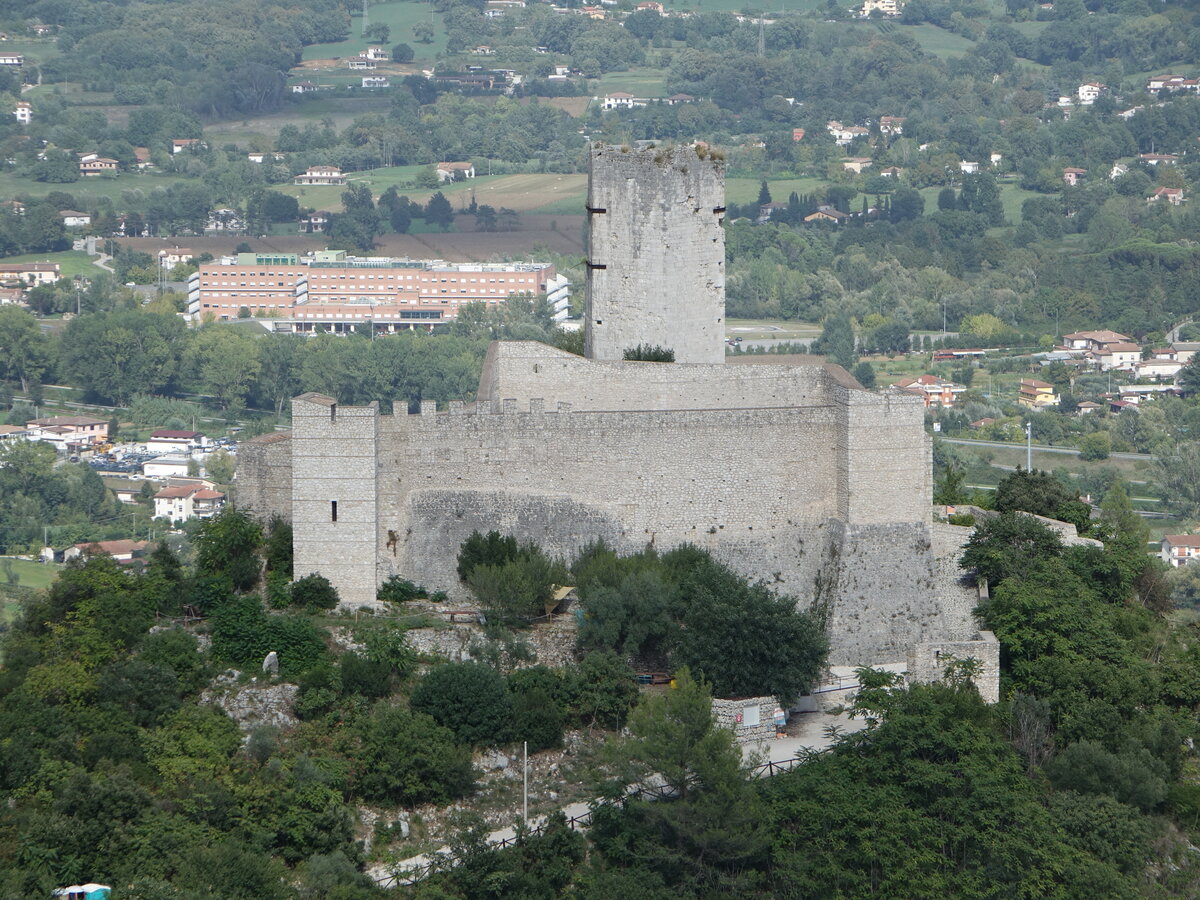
[330,403,337,422]
[331,501,338,522]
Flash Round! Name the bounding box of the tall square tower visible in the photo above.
[584,145,726,364]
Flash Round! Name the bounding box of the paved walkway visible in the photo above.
[369,705,872,887]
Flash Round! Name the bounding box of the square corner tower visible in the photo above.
[584,144,726,364]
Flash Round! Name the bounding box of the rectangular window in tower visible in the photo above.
[331,501,338,522]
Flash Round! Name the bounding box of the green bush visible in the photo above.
[210,595,329,678]
[457,530,519,581]
[353,705,474,806]
[1079,432,1111,461]
[290,573,339,612]
[622,344,675,362]
[947,513,976,527]
[377,575,424,604]
[573,651,638,729]
[264,516,293,578]
[512,686,563,752]
[339,652,391,700]
[410,662,513,747]
[193,507,263,592]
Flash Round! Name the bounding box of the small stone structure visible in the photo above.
[905,631,1000,704]
[711,695,783,744]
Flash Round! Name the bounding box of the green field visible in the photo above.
[0,558,61,593]
[1,38,59,66]
[725,317,819,339]
[663,0,825,12]
[0,250,101,278]
[727,175,828,205]
[594,70,669,98]
[917,181,1043,225]
[302,1,447,62]
[284,169,588,214]
[206,97,392,145]
[895,23,978,58]
[0,170,199,205]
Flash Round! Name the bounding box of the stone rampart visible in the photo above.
[477,341,840,410]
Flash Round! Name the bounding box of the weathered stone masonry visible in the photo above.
[238,144,990,673]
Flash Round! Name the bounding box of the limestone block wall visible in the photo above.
[815,521,978,665]
[584,145,725,364]
[377,400,842,587]
[291,394,379,608]
[235,431,292,521]
[711,695,782,744]
[477,341,838,411]
[835,380,931,526]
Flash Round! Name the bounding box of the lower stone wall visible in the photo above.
[905,631,1000,703]
[234,432,292,521]
[397,489,978,668]
[711,695,783,744]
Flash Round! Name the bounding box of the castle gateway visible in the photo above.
[239,145,985,668]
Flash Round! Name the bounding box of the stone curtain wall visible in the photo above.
[477,341,837,411]
[266,354,951,664]
[836,380,932,527]
[234,431,293,521]
[584,145,726,365]
[378,399,840,577]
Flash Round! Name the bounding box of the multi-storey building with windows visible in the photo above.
[186,251,570,332]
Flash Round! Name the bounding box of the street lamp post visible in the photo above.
[1025,421,1032,472]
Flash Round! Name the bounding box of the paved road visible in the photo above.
[1166,317,1194,344]
[370,705,871,887]
[942,437,1155,462]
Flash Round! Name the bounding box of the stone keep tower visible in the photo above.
[584,145,726,364]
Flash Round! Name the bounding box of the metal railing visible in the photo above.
[375,750,815,887]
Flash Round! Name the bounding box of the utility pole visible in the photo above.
[1025,421,1032,472]
[522,741,528,825]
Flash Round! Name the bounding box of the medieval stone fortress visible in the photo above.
[240,144,997,692]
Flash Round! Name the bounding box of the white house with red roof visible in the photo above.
[1161,535,1200,567]
[63,539,151,563]
[891,374,967,408]
[1062,330,1132,353]
[154,484,226,522]
[1149,186,1184,206]
[1062,167,1087,186]
[1093,342,1143,371]
[436,161,476,182]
